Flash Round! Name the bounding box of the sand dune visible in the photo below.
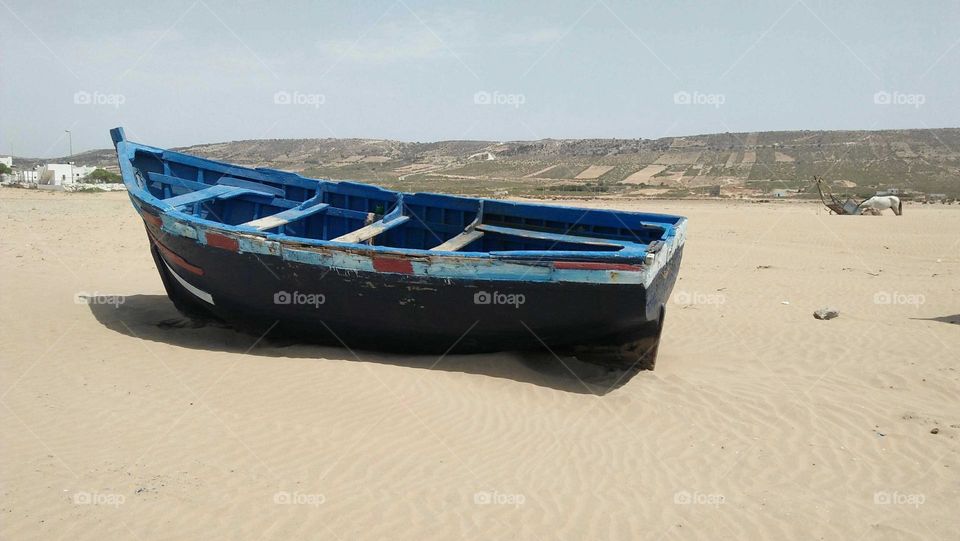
[1,190,957,540]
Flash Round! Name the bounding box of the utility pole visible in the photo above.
[65,130,73,186]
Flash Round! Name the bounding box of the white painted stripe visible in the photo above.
[163,260,215,305]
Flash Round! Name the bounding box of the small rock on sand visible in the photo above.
[814,308,839,320]
[930,427,940,434]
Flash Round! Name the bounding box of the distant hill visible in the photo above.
[12,128,960,199]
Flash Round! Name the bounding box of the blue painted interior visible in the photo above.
[112,127,685,260]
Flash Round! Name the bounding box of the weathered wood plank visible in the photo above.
[332,216,410,244]
[217,176,286,197]
[474,224,625,247]
[242,204,330,230]
[430,230,484,251]
[162,184,254,208]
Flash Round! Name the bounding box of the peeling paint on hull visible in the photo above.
[145,219,683,358]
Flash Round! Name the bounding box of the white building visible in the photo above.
[18,168,39,182]
[38,163,97,185]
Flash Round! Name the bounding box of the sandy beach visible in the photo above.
[1,189,957,540]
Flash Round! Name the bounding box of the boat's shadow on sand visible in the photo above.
[911,314,960,325]
[88,295,642,395]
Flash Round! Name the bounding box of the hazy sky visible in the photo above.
[1,0,957,156]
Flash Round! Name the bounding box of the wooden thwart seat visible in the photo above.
[242,203,330,230]
[148,172,276,209]
[217,176,285,197]
[162,184,259,208]
[474,224,625,247]
[430,230,484,251]
[332,216,409,244]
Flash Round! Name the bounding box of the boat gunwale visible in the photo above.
[113,129,687,264]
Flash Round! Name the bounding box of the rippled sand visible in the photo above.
[1,189,957,540]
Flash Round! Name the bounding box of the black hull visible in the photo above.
[147,230,683,369]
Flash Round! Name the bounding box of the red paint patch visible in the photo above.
[205,232,239,252]
[372,257,414,274]
[141,211,162,228]
[149,233,204,276]
[553,261,642,272]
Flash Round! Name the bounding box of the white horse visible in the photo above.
[858,195,902,216]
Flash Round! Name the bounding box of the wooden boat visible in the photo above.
[111,128,687,369]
